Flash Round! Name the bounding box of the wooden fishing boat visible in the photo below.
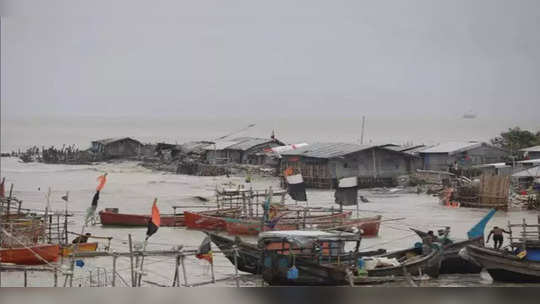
[258,230,374,286]
[208,232,386,276]
[0,244,59,265]
[184,208,242,231]
[224,213,381,237]
[411,228,483,274]
[100,207,240,227]
[208,233,262,274]
[258,230,441,285]
[464,245,540,283]
[409,208,496,274]
[223,211,356,236]
[367,246,442,278]
[99,209,184,227]
[60,242,99,256]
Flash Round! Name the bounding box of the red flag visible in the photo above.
[96,173,107,191]
[146,199,160,238]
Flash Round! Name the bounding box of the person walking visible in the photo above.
[487,226,510,249]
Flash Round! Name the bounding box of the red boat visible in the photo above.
[99,209,184,227]
[0,244,59,265]
[224,211,353,236]
[225,214,381,237]
[183,208,242,231]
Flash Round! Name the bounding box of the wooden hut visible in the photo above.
[205,137,285,165]
[279,142,421,189]
[90,137,143,158]
[418,142,509,171]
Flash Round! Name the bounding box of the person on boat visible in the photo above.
[437,227,453,245]
[72,233,92,244]
[422,231,439,254]
[487,226,510,249]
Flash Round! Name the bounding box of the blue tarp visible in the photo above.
[467,209,496,239]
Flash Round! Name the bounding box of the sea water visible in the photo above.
[1,157,539,287]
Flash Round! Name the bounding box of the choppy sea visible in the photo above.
[1,157,539,287]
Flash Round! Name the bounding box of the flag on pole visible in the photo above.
[196,236,213,264]
[61,192,69,202]
[334,177,358,206]
[146,198,160,239]
[286,174,307,201]
[86,173,107,225]
[96,173,107,191]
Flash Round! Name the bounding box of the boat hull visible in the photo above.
[224,212,365,236]
[367,247,442,278]
[208,233,387,276]
[99,211,183,227]
[465,245,540,283]
[208,233,262,274]
[60,242,98,256]
[0,244,59,265]
[410,228,483,274]
[184,209,241,231]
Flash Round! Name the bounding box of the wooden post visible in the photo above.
[128,234,135,287]
[210,259,216,283]
[180,253,188,287]
[24,269,28,287]
[54,267,58,287]
[134,254,140,286]
[232,245,240,288]
[6,184,13,218]
[112,253,118,287]
[56,215,61,244]
[48,215,52,243]
[173,255,180,287]
[242,191,246,217]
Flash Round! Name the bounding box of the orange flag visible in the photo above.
[96,173,107,191]
[146,198,160,238]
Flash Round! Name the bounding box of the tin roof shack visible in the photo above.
[418,142,509,172]
[520,145,540,160]
[205,137,285,165]
[90,137,143,159]
[279,142,421,189]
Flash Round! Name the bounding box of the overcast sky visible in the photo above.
[2,0,540,121]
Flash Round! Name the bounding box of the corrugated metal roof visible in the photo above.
[280,142,374,159]
[512,166,540,177]
[418,142,482,154]
[203,140,239,150]
[520,145,540,152]
[202,137,280,151]
[226,137,278,151]
[92,137,140,145]
[383,144,426,153]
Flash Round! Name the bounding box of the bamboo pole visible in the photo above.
[172,255,180,287]
[112,253,118,287]
[232,245,240,288]
[180,253,188,287]
[128,234,135,287]
[137,241,148,287]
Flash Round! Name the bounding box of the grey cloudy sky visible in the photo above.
[2,0,540,120]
